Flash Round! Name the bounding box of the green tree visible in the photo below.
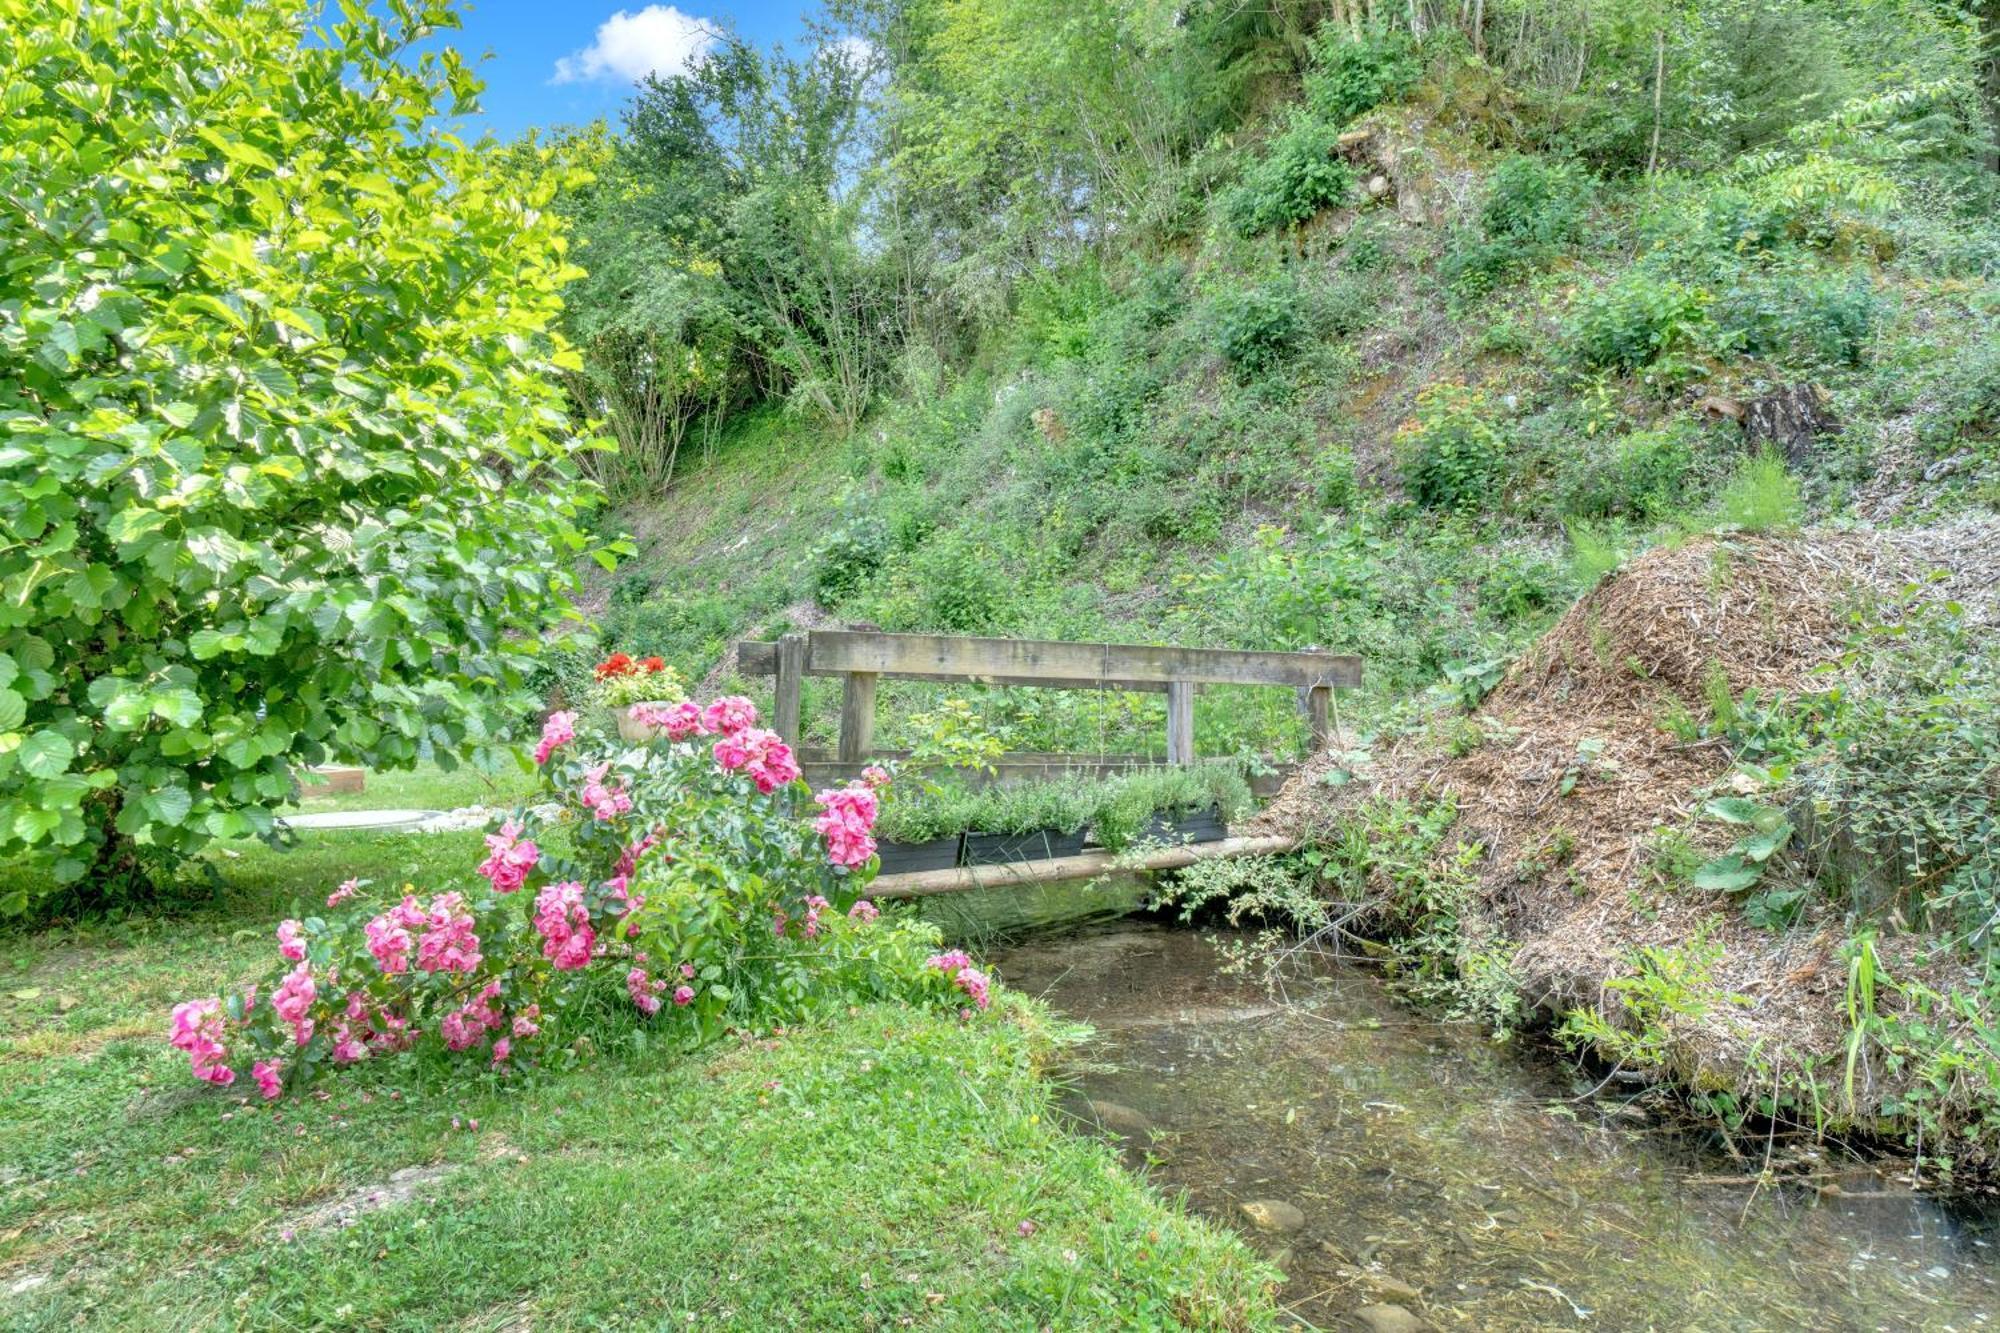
[0,0,606,911]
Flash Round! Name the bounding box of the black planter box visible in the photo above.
[1140,808,1229,845]
[877,835,965,874]
[961,829,1090,866]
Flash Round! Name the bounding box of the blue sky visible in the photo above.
[437,1,810,142]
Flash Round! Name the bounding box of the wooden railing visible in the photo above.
[734,630,1359,767]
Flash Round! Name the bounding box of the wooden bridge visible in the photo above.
[734,629,1357,896]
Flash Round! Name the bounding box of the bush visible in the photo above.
[0,0,600,911]
[1395,382,1509,511]
[1566,271,1711,386]
[1479,156,1592,248]
[164,700,992,1097]
[1556,424,1705,521]
[1714,450,1802,532]
[1306,24,1422,125]
[1212,284,1303,376]
[1712,270,1881,367]
[812,513,892,606]
[1224,110,1356,237]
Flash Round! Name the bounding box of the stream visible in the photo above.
[989,921,2000,1332]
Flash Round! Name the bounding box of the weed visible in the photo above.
[1713,451,1803,533]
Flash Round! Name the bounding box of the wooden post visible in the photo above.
[837,671,877,763]
[1165,681,1196,765]
[1306,685,1332,752]
[773,633,806,747]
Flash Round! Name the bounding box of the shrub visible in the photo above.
[1565,272,1711,387]
[164,699,991,1097]
[1395,381,1509,511]
[1224,110,1357,237]
[1712,270,1881,367]
[1713,450,1802,532]
[1556,424,1704,521]
[812,513,892,606]
[1306,24,1422,125]
[1213,285,1303,376]
[0,0,602,910]
[1479,156,1592,248]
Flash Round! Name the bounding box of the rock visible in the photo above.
[1083,1099,1154,1140]
[1238,1199,1306,1233]
[1359,1273,1423,1303]
[1352,1304,1429,1333]
[1366,174,1391,198]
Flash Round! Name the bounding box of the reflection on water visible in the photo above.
[992,922,2000,1332]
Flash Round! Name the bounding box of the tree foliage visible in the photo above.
[0,0,602,910]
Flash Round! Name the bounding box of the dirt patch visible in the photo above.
[287,1163,458,1234]
[1258,525,1999,1126]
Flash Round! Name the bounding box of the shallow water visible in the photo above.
[992,922,2000,1332]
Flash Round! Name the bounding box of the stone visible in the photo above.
[1366,174,1391,198]
[1357,1272,1423,1303]
[1083,1099,1154,1140]
[1238,1199,1306,1233]
[1352,1304,1429,1333]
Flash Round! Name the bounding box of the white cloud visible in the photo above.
[551,7,715,86]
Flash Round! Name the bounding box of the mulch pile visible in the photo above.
[1257,524,2000,1113]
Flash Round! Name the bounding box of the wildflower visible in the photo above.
[414,892,482,974]
[700,695,757,738]
[512,1005,542,1039]
[630,700,702,740]
[802,894,830,939]
[673,985,695,1007]
[627,966,665,1016]
[577,762,633,822]
[492,1038,512,1066]
[679,961,696,980]
[271,962,318,1045]
[1017,1220,1037,1238]
[477,820,539,894]
[364,895,427,974]
[533,881,595,970]
[170,997,233,1086]
[861,764,891,790]
[925,950,973,976]
[848,899,879,924]
[814,782,880,868]
[534,710,577,766]
[276,919,307,963]
[326,878,361,908]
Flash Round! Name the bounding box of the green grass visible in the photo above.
[0,840,1278,1331]
[288,762,539,816]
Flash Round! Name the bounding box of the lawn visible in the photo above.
[0,805,1279,1331]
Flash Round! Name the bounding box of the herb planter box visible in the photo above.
[1140,807,1229,845]
[961,829,1090,866]
[877,835,965,874]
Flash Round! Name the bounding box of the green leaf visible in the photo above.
[1693,855,1764,893]
[13,807,60,843]
[0,689,23,731]
[18,731,74,779]
[1735,824,1794,864]
[149,785,193,826]
[104,691,151,730]
[149,689,203,727]
[1702,797,1765,826]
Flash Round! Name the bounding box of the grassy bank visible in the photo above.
[0,781,1278,1331]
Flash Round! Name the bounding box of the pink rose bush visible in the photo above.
[167,694,998,1097]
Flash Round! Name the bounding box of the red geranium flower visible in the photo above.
[641,656,665,673]
[594,653,635,681]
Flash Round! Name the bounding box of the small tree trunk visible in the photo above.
[1472,0,1486,57]
[1646,27,1666,175]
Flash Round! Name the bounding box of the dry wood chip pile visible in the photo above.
[1257,526,1999,1098]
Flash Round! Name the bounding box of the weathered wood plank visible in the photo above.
[837,671,877,764]
[1306,684,1331,751]
[867,835,1300,899]
[1165,681,1196,765]
[806,630,1360,690]
[773,634,806,745]
[734,641,1171,693]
